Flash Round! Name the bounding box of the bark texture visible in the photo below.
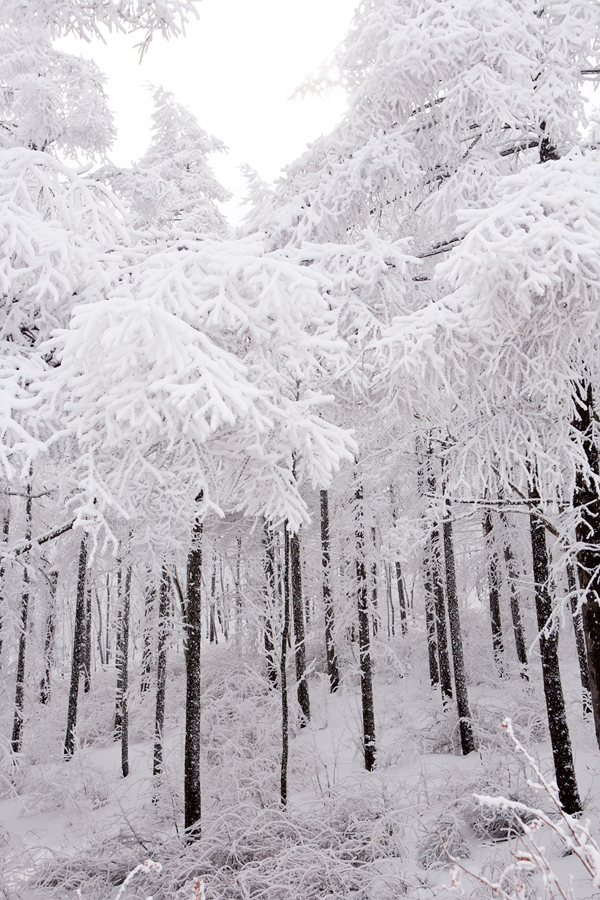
[64,538,87,759]
[185,508,203,838]
[498,510,529,678]
[280,525,291,806]
[356,484,376,771]
[40,570,57,705]
[443,500,475,754]
[572,381,600,749]
[153,566,170,777]
[321,491,340,693]
[482,510,504,676]
[11,483,32,755]
[291,528,310,724]
[529,485,581,815]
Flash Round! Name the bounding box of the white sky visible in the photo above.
[60,0,358,223]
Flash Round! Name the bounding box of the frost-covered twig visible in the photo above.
[441,718,600,899]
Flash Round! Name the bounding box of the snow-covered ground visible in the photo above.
[1,621,599,900]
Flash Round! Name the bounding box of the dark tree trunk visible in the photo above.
[572,381,600,749]
[320,491,339,693]
[209,563,217,644]
[443,499,475,755]
[498,510,529,678]
[423,557,439,687]
[387,564,396,637]
[371,528,378,637]
[416,439,440,686]
[431,528,453,705]
[153,566,170,777]
[482,510,505,676]
[281,524,291,806]
[427,451,453,705]
[114,567,124,739]
[566,559,592,717]
[395,561,407,636]
[290,527,310,724]
[141,578,156,693]
[0,506,10,665]
[40,570,57,705]
[105,574,111,666]
[356,484,376,771]
[120,566,131,778]
[82,584,92,693]
[235,535,243,641]
[529,483,581,815]
[12,481,32,755]
[95,589,105,667]
[184,506,203,839]
[64,537,88,759]
[263,521,278,688]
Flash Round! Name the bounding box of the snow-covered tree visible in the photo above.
[105,87,230,235]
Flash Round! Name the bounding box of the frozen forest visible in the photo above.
[1,0,600,898]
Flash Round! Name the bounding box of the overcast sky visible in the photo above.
[60,0,358,223]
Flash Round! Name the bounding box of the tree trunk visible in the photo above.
[423,556,439,687]
[566,558,592,717]
[105,574,111,666]
[235,535,243,642]
[498,510,529,678]
[572,381,600,749]
[320,490,339,693]
[370,527,379,637]
[263,521,278,687]
[64,537,87,759]
[114,567,124,739]
[184,505,203,839]
[153,566,170,777]
[281,523,291,806]
[395,560,407,636]
[529,483,581,815]
[431,528,453,705]
[443,498,475,755]
[482,510,505,677]
[290,527,310,724]
[141,578,156,693]
[40,570,57,705]
[0,506,10,666]
[95,588,105,667]
[356,484,376,771]
[83,584,92,693]
[12,481,32,755]
[120,565,131,778]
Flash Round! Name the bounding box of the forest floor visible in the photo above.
[0,618,599,900]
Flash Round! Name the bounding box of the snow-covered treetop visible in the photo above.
[0,27,115,158]
[246,0,600,249]
[0,0,201,49]
[106,86,230,235]
[378,149,600,500]
[39,234,356,535]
